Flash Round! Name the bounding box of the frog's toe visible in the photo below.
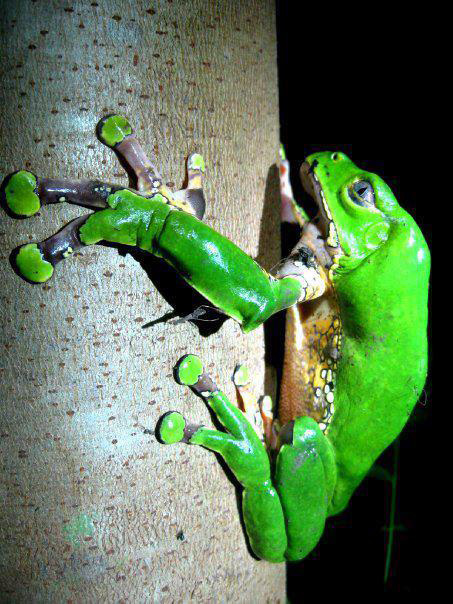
[14,243,53,283]
[97,114,133,148]
[174,354,204,386]
[157,411,187,444]
[233,364,250,387]
[4,170,40,217]
[187,152,206,174]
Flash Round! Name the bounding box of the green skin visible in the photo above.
[4,118,430,562]
[160,154,430,562]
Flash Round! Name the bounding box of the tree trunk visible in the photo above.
[0,1,284,601]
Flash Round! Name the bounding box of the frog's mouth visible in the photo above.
[299,161,343,278]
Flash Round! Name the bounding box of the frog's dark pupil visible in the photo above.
[349,180,375,206]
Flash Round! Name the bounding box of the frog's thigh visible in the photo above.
[78,207,140,246]
[275,417,332,561]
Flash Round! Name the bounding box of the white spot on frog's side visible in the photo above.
[408,227,417,247]
[417,248,426,263]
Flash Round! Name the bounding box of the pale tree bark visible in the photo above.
[0,1,285,601]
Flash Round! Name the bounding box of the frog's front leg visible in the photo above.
[158,355,337,563]
[4,115,326,331]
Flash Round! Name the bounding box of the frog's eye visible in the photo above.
[348,180,375,207]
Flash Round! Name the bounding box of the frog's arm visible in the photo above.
[157,355,336,563]
[4,116,325,332]
[278,145,309,226]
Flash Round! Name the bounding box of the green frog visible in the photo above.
[3,117,430,562]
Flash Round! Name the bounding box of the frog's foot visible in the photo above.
[13,215,89,283]
[232,364,276,447]
[278,145,308,227]
[158,354,271,484]
[97,115,206,219]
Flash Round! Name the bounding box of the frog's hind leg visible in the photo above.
[274,416,337,561]
[97,115,206,219]
[157,354,288,563]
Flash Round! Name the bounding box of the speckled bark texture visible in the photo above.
[0,1,285,602]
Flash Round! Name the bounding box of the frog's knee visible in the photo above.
[97,114,132,148]
[4,171,41,217]
[14,243,53,283]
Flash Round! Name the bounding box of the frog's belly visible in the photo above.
[279,290,341,433]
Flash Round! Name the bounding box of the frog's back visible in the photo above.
[327,214,430,514]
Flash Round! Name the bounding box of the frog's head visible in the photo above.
[300,151,411,276]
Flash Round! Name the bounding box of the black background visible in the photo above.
[275,2,432,597]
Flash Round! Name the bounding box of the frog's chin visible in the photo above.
[299,161,343,272]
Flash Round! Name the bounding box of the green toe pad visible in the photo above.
[174,354,203,386]
[233,364,249,386]
[97,115,132,147]
[158,412,186,444]
[15,243,53,283]
[5,171,40,217]
[188,153,206,173]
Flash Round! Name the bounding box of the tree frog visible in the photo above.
[3,116,430,563]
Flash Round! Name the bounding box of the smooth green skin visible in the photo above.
[157,153,429,562]
[16,243,54,282]
[159,412,186,444]
[5,171,41,216]
[98,115,132,147]
[308,152,430,515]
[28,187,302,332]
